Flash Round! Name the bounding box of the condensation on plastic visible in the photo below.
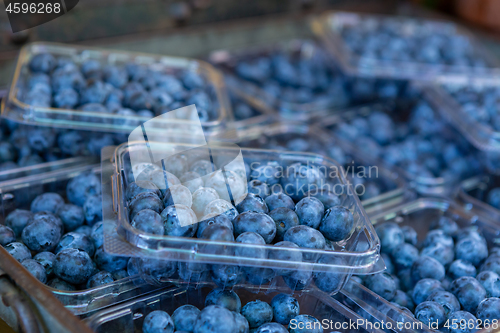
[0,162,158,315]
[319,102,471,197]
[85,284,389,333]
[2,42,232,136]
[425,76,500,153]
[209,39,350,122]
[346,198,500,333]
[222,121,411,212]
[101,142,384,295]
[312,11,500,80]
[456,175,500,225]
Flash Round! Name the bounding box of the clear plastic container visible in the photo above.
[425,75,500,152]
[209,39,351,122]
[2,42,231,135]
[313,11,499,80]
[456,174,500,224]
[228,121,410,211]
[101,141,384,295]
[318,101,481,196]
[343,197,500,333]
[85,284,388,333]
[0,162,158,315]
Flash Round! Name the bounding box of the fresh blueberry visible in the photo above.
[94,245,128,272]
[55,232,95,258]
[400,225,418,246]
[241,300,273,328]
[54,88,79,108]
[270,294,299,325]
[21,259,47,283]
[283,268,313,291]
[138,258,177,285]
[284,225,325,260]
[163,185,193,208]
[235,232,266,259]
[47,277,76,291]
[412,256,445,282]
[255,323,288,333]
[233,312,250,333]
[236,193,269,214]
[487,188,500,209]
[375,222,404,254]
[33,252,55,277]
[247,180,270,199]
[194,305,235,333]
[430,216,459,236]
[450,276,487,313]
[391,243,419,270]
[313,256,346,293]
[250,161,281,186]
[449,260,477,280]
[30,192,64,214]
[131,209,163,235]
[172,305,200,332]
[455,237,489,267]
[205,288,241,312]
[200,224,234,255]
[5,209,33,237]
[414,301,446,328]
[53,248,94,284]
[280,162,324,201]
[477,271,500,297]
[86,271,114,288]
[265,193,295,211]
[233,212,276,244]
[142,310,174,333]
[196,214,232,238]
[0,225,15,246]
[22,214,62,252]
[129,192,164,220]
[66,171,101,206]
[476,297,500,323]
[412,279,444,305]
[294,197,324,229]
[421,242,455,267]
[319,206,354,242]
[29,53,56,74]
[268,207,299,242]
[75,225,92,237]
[5,242,32,262]
[427,290,460,316]
[161,205,197,237]
[447,311,478,333]
[210,264,242,288]
[83,194,102,225]
[392,289,414,311]
[268,241,302,276]
[125,181,161,203]
[364,272,397,301]
[56,204,84,232]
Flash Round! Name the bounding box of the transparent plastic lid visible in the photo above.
[313,11,500,80]
[2,42,231,135]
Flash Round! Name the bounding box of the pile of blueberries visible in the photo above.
[338,18,489,68]
[219,40,412,113]
[354,216,500,330]
[330,101,481,181]
[141,289,323,333]
[23,52,219,124]
[0,171,132,290]
[124,154,355,293]
[444,84,500,132]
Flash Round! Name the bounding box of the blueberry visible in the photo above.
[241,300,273,328]
[47,278,76,291]
[55,232,95,258]
[423,229,454,249]
[235,232,266,259]
[125,181,161,202]
[247,180,270,199]
[244,266,275,286]
[392,289,414,311]
[427,290,460,316]
[81,59,102,78]
[51,69,85,93]
[364,272,397,301]
[477,271,500,297]
[192,187,220,217]
[412,256,445,282]
[142,310,174,333]
[319,206,354,242]
[284,225,325,260]
[127,257,140,277]
[21,259,47,283]
[54,88,79,109]
[254,322,288,333]
[294,197,324,229]
[450,276,487,313]
[375,222,404,254]
[131,209,163,235]
[414,301,446,328]
[161,205,197,237]
[163,185,193,208]
[267,241,302,276]
[412,279,444,305]
[94,245,128,272]
[0,225,15,246]
[56,204,84,232]
[53,248,94,284]
[199,225,234,255]
[75,225,92,236]
[29,53,56,74]
[196,214,233,238]
[83,195,102,225]
[138,258,176,285]
[103,65,128,89]
[172,305,200,332]
[129,192,163,220]
[5,209,33,237]
[86,271,114,288]
[265,193,295,211]
[179,172,203,194]
[250,161,281,186]
[90,221,105,249]
[233,312,250,333]
[449,260,477,280]
[66,171,101,206]
[400,225,418,246]
[455,237,488,267]
[86,134,115,156]
[5,242,32,262]
[233,212,276,244]
[289,314,323,333]
[268,207,299,242]
[283,268,313,291]
[205,289,241,312]
[194,305,235,333]
[421,242,455,267]
[447,311,477,333]
[30,192,64,214]
[430,216,459,236]
[280,162,324,201]
[270,294,299,325]
[33,251,55,277]
[236,193,269,214]
[391,243,419,270]
[210,264,242,288]
[22,214,62,252]
[476,297,500,323]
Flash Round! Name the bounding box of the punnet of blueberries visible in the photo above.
[356,214,500,329]
[20,50,221,126]
[2,171,132,291]
[139,288,323,333]
[124,151,360,293]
